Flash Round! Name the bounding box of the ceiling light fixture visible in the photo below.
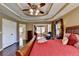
[29,9,33,13]
[29,9,33,15]
[22,3,45,16]
[35,9,40,15]
[29,9,40,15]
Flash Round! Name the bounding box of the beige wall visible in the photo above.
[26,23,33,31]
[0,17,2,50]
[63,7,79,28]
[26,22,51,31]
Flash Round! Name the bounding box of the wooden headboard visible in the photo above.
[66,25,79,34]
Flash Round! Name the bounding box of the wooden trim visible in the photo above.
[16,36,36,56]
[52,19,64,39]
[16,22,19,42]
[66,25,79,28]
[61,19,64,39]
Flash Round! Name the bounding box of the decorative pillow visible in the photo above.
[62,36,68,45]
[68,33,77,45]
[74,41,79,48]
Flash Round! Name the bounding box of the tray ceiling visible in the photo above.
[0,3,79,22]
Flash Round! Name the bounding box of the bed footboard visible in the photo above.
[16,36,36,56]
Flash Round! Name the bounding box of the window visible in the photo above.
[48,24,51,32]
[56,22,61,37]
[55,19,64,39]
[36,26,45,34]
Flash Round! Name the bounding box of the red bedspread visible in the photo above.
[29,39,79,56]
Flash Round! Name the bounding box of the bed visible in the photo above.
[29,39,79,56]
[29,25,79,56]
[16,25,79,56]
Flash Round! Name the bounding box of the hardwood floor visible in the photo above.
[0,43,19,56]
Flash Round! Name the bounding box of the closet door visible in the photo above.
[2,19,17,48]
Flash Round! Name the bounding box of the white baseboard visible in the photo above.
[0,48,3,51]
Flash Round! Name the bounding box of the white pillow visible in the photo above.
[38,39,48,43]
[37,36,48,43]
[62,36,68,45]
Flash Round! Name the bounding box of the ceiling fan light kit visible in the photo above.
[22,3,46,16]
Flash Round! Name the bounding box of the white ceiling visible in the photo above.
[0,3,79,22]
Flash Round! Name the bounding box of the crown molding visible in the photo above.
[0,4,25,20]
[52,3,79,20]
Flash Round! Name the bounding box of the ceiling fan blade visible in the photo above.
[40,3,45,7]
[28,3,31,7]
[40,11,44,14]
[22,9,29,11]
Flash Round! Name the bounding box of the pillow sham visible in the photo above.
[62,36,68,45]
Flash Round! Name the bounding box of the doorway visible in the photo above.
[19,24,26,48]
[33,24,52,40]
[36,26,45,35]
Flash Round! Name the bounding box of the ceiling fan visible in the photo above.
[22,3,46,15]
